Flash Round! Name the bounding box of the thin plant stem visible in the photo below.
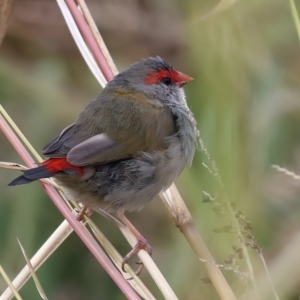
[64,0,113,81]
[289,0,300,42]
[1,221,72,300]
[224,196,257,293]
[56,0,107,86]
[161,186,237,300]
[199,137,257,292]
[17,239,49,300]
[76,0,118,76]
[257,252,280,300]
[272,165,300,181]
[87,218,157,300]
[0,266,23,300]
[200,0,238,21]
[0,105,41,161]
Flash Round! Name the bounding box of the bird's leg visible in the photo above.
[118,214,152,275]
[76,205,94,221]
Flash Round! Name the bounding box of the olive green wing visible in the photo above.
[42,90,175,166]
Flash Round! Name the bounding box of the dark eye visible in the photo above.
[161,77,172,86]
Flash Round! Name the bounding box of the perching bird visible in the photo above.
[9,56,198,273]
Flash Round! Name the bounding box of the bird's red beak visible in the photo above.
[174,71,193,87]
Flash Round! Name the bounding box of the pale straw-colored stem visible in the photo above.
[161,185,237,300]
[86,218,156,300]
[64,0,113,81]
[0,221,72,300]
[242,230,300,300]
[76,0,118,76]
[117,224,179,300]
[56,0,106,86]
[199,138,256,295]
[200,0,238,21]
[289,0,300,42]
[0,266,22,300]
[272,165,300,181]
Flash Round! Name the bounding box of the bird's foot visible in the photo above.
[76,205,94,221]
[122,237,152,276]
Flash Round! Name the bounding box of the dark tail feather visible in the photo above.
[8,166,55,186]
[8,175,37,186]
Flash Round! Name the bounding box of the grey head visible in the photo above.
[106,57,199,166]
[107,56,193,109]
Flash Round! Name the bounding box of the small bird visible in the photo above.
[9,56,198,273]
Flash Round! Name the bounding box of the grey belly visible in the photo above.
[56,137,186,214]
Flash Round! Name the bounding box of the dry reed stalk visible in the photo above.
[0,220,72,300]
[0,266,22,300]
[162,186,237,300]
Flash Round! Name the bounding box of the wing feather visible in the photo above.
[41,90,176,166]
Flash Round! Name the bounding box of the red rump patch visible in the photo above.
[41,158,84,176]
[144,68,193,86]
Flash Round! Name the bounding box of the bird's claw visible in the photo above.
[76,206,94,221]
[121,238,152,276]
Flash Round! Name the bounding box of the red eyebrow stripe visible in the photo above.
[145,69,177,85]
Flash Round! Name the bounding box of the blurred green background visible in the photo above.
[1,0,300,299]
